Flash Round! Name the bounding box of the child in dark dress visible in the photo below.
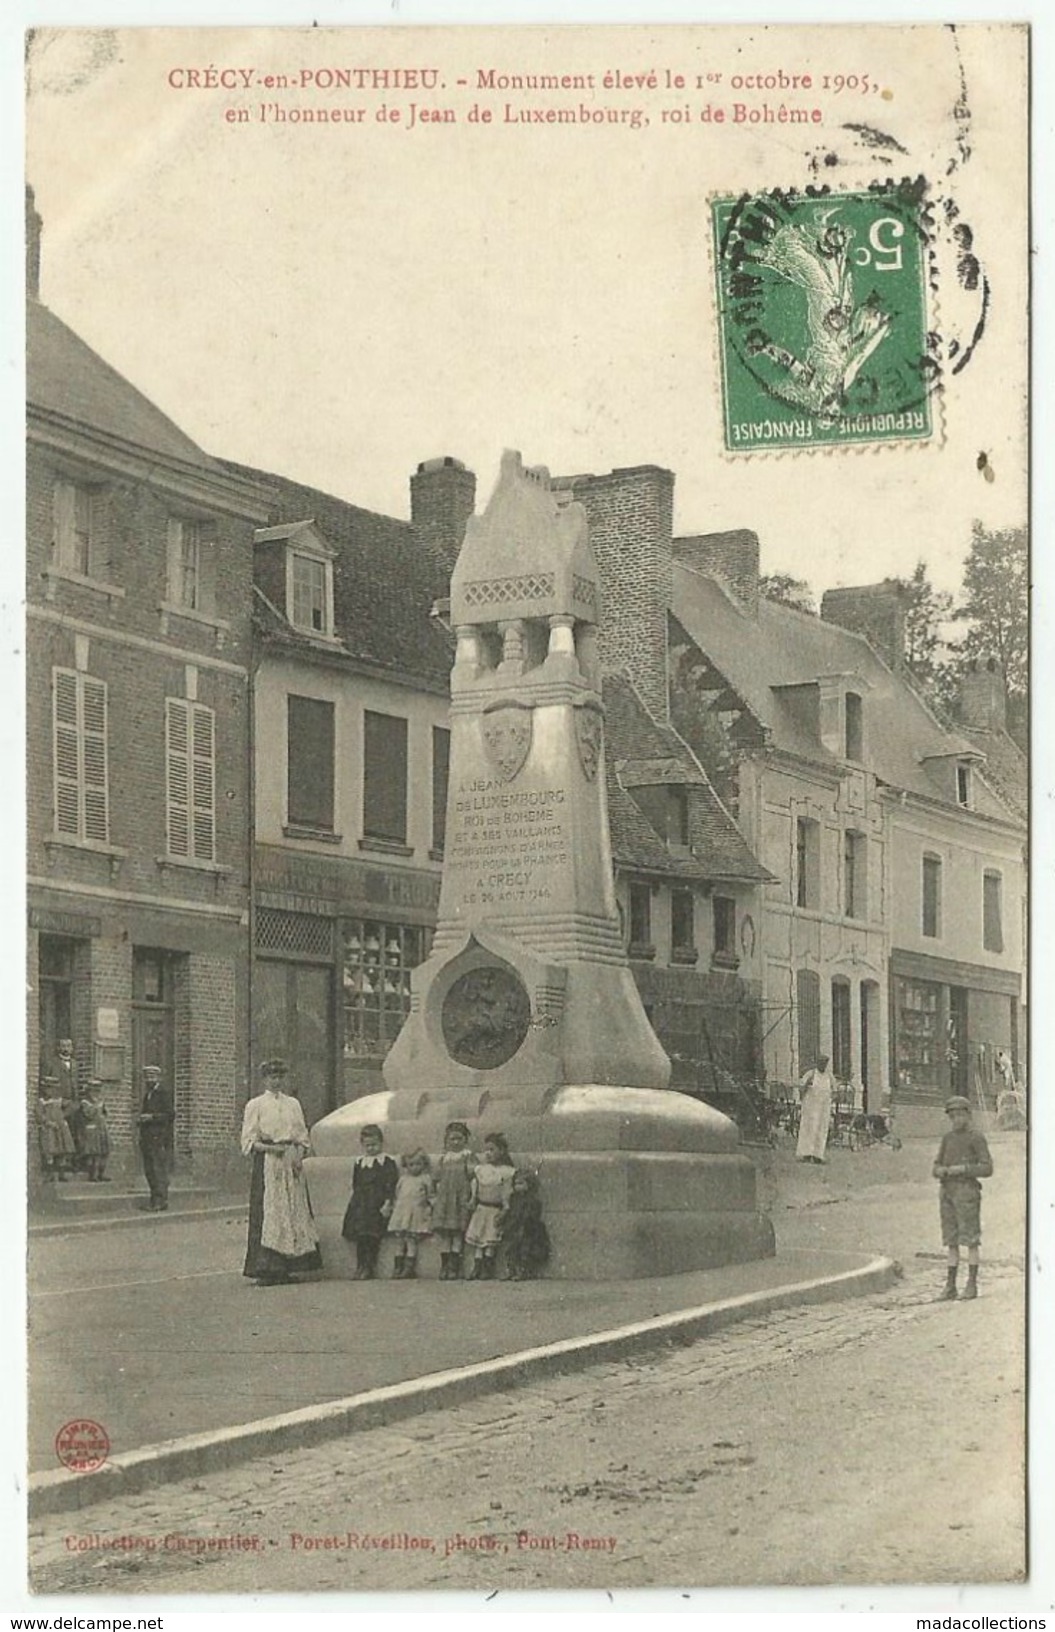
[500,1167,551,1280]
[341,1125,399,1280]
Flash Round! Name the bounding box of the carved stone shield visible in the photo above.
[575,704,604,782]
[482,704,532,782]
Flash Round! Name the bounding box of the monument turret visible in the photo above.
[308,452,773,1279]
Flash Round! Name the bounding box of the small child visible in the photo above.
[387,1149,434,1279]
[933,1094,994,1301]
[79,1079,111,1182]
[500,1168,551,1281]
[341,1124,399,1280]
[432,1120,475,1281]
[464,1131,515,1281]
[36,1077,75,1181]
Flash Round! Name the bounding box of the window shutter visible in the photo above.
[166,519,184,603]
[197,521,217,616]
[363,711,407,842]
[287,695,336,830]
[81,677,109,842]
[52,482,72,556]
[191,704,216,861]
[53,670,80,835]
[166,698,191,857]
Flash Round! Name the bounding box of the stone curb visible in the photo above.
[29,1204,247,1238]
[28,1251,898,1519]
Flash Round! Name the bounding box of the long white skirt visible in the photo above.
[262,1148,319,1258]
[796,1084,831,1161]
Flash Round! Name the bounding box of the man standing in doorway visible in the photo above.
[138,1064,174,1211]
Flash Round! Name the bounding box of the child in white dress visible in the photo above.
[465,1132,515,1281]
[387,1148,434,1279]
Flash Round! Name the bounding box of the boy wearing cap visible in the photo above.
[933,1095,993,1300]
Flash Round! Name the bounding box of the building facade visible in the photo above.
[240,459,464,1124]
[27,197,1020,1149]
[26,212,267,1181]
[665,545,1025,1126]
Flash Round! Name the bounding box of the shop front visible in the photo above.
[889,949,1020,1116]
[252,845,441,1124]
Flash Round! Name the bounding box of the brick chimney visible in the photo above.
[673,529,760,617]
[26,185,42,299]
[957,657,1007,732]
[553,464,674,723]
[821,580,906,671]
[410,456,476,577]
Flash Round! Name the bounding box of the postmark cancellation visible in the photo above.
[712,183,938,454]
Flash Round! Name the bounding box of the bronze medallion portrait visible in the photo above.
[441,964,532,1070]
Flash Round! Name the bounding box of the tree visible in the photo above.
[758,572,816,614]
[669,647,741,813]
[892,560,954,697]
[954,523,1028,704]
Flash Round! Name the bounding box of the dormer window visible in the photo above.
[255,520,338,641]
[291,552,330,634]
[845,691,863,761]
[631,784,691,848]
[956,762,972,808]
[669,786,690,847]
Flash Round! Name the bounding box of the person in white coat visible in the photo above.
[797,1053,835,1164]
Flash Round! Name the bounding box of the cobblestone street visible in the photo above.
[30,1245,1025,1595]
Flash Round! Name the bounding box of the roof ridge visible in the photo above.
[221,457,414,532]
[28,298,215,469]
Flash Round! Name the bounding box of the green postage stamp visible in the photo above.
[712,186,937,453]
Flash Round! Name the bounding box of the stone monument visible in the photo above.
[307,452,774,1278]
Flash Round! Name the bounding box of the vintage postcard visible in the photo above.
[19,16,1036,1612]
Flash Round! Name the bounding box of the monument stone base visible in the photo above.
[306,1085,775,1282]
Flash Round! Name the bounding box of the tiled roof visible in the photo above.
[605,770,677,874]
[671,562,1019,814]
[226,460,453,690]
[26,299,215,468]
[957,726,1028,823]
[603,671,706,785]
[603,673,769,882]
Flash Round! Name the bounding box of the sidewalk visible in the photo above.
[29,1242,894,1518]
[28,1130,1024,1518]
[29,1178,245,1236]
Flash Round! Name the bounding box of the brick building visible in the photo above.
[26,194,268,1182]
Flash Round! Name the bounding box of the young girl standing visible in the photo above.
[500,1167,551,1280]
[79,1079,111,1182]
[341,1125,398,1280]
[464,1132,515,1280]
[387,1149,434,1279]
[432,1120,475,1281]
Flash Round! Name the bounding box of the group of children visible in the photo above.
[340,1121,551,1282]
[36,1068,111,1183]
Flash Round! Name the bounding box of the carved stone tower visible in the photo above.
[309,453,773,1279]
